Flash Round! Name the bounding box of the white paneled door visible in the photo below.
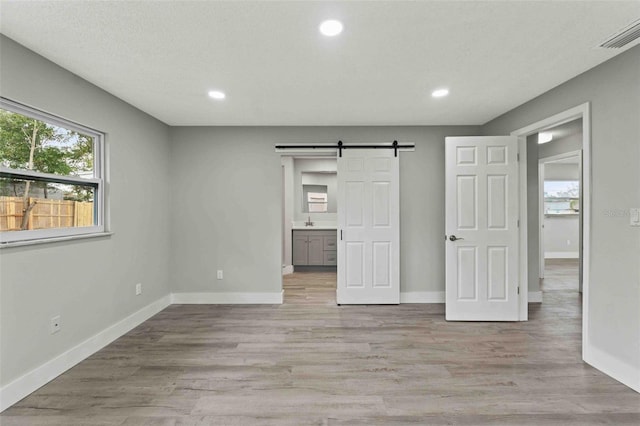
[337,149,399,304]
[445,136,520,320]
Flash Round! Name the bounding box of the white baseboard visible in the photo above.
[282,265,294,275]
[585,343,640,393]
[0,295,171,412]
[171,291,284,304]
[0,286,552,412]
[400,291,445,303]
[528,291,543,303]
[545,252,579,259]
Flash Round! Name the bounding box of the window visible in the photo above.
[544,180,579,215]
[0,98,105,243]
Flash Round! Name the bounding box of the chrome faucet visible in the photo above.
[305,215,314,227]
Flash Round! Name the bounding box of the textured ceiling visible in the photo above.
[1,1,639,126]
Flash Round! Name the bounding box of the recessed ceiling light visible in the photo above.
[319,20,343,36]
[431,88,449,98]
[538,132,553,144]
[208,90,226,100]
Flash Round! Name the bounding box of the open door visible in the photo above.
[337,148,399,304]
[445,136,520,321]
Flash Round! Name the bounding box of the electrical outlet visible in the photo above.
[567,239,571,246]
[135,283,142,295]
[217,270,223,280]
[631,208,640,227]
[50,315,61,334]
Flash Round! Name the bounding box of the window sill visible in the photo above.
[0,232,114,249]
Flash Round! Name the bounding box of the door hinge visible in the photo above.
[517,219,520,228]
[340,230,343,240]
[517,153,520,162]
[517,286,520,295]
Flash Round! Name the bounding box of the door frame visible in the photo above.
[510,103,591,345]
[277,144,413,300]
[279,151,339,297]
[538,150,582,281]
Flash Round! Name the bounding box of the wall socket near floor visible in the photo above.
[217,270,223,280]
[135,283,142,295]
[50,315,61,334]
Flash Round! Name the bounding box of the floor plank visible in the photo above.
[2,263,638,425]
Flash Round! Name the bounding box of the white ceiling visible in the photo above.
[1,1,639,126]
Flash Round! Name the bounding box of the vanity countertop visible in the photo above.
[292,226,337,231]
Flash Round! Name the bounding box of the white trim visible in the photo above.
[585,345,640,393]
[517,137,528,320]
[0,226,106,245]
[400,291,445,303]
[545,251,579,259]
[538,161,545,279]
[539,150,582,163]
[0,166,101,185]
[282,265,294,275]
[0,231,113,248]
[0,97,107,244]
[511,104,588,136]
[538,151,582,279]
[0,295,171,412]
[510,102,591,360]
[528,291,543,303]
[171,291,284,304]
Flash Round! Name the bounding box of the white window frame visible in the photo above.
[0,98,106,244]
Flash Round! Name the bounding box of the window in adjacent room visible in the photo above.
[544,180,580,215]
[0,98,105,243]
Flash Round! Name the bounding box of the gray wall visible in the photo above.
[169,126,480,295]
[539,131,582,159]
[544,216,579,256]
[483,45,640,379]
[544,163,580,180]
[0,36,172,386]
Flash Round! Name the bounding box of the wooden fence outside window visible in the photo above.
[0,196,93,231]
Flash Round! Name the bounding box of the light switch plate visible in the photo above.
[631,208,640,227]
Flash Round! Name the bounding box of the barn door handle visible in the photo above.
[449,235,464,241]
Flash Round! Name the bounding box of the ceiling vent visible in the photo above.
[599,19,640,48]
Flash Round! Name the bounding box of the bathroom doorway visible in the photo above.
[281,155,338,305]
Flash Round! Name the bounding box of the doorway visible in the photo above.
[510,103,590,356]
[281,155,338,305]
[279,145,403,306]
[538,129,583,296]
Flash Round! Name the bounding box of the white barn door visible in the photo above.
[445,136,520,321]
[337,149,399,304]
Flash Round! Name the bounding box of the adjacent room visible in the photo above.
[1,1,639,424]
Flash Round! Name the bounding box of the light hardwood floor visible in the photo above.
[2,264,639,425]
